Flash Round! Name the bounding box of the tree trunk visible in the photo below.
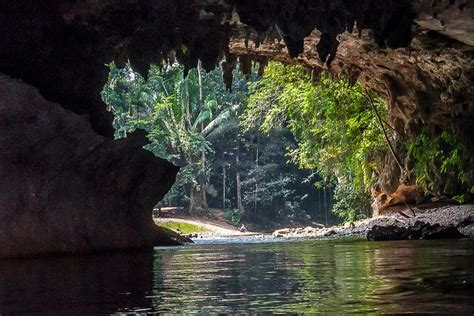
[254,141,259,213]
[197,60,204,104]
[200,147,208,208]
[197,61,208,211]
[188,186,196,214]
[236,138,244,217]
[317,188,321,219]
[189,186,207,215]
[323,187,328,226]
[223,162,226,210]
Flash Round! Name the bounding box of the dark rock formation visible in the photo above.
[3,1,471,139]
[231,3,473,131]
[367,220,466,241]
[0,0,472,256]
[0,75,185,257]
[233,0,414,61]
[0,0,235,136]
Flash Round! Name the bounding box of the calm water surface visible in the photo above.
[0,238,473,314]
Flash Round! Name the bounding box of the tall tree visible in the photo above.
[103,63,240,214]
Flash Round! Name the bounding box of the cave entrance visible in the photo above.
[102,59,396,230]
[1,0,472,261]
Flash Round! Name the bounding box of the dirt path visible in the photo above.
[155,207,258,237]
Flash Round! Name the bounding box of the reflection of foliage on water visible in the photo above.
[271,240,396,313]
[152,247,250,313]
[151,241,398,313]
[148,239,474,314]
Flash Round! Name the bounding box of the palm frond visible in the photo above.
[192,109,213,130]
[205,120,238,141]
[202,103,240,136]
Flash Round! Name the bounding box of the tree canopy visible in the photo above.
[243,62,388,221]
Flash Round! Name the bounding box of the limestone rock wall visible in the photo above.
[0,75,179,257]
[230,28,473,135]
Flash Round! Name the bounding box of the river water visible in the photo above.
[1,237,473,314]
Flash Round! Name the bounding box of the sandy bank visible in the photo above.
[154,217,258,238]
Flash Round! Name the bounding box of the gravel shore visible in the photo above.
[273,204,474,239]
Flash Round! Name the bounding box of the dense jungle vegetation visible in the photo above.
[102,60,473,226]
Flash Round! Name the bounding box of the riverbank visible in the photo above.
[154,217,257,238]
[273,204,474,240]
[155,204,474,241]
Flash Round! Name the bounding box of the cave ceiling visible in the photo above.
[0,0,473,134]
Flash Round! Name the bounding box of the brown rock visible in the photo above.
[0,75,181,258]
[273,228,290,237]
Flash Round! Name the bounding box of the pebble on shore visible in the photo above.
[272,204,474,240]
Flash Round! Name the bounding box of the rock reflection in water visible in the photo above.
[150,239,474,314]
[0,251,155,314]
[371,241,474,314]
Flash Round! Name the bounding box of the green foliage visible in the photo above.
[102,62,247,213]
[223,209,241,227]
[103,60,362,223]
[239,128,309,220]
[452,194,466,204]
[408,125,474,199]
[102,63,233,164]
[160,221,209,234]
[244,62,387,221]
[332,180,371,222]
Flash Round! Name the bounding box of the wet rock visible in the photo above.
[273,229,290,237]
[459,224,474,238]
[324,229,338,237]
[184,233,199,239]
[367,220,466,241]
[0,75,180,258]
[272,226,339,238]
[304,226,316,234]
[272,205,473,241]
[458,216,474,238]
